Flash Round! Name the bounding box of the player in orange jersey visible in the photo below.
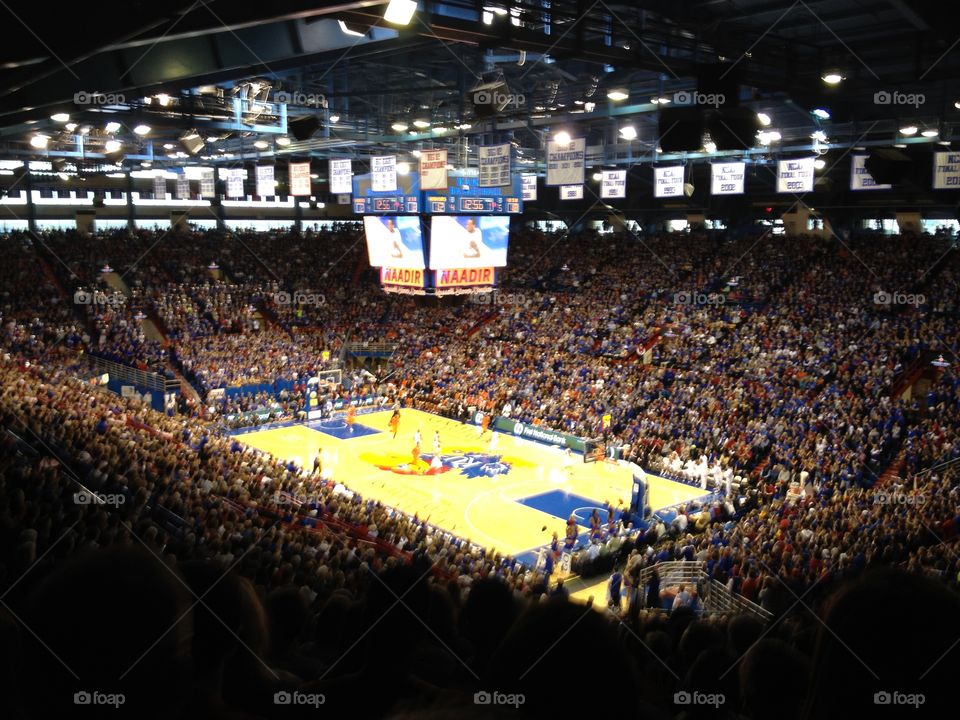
[346,404,356,433]
[389,409,400,438]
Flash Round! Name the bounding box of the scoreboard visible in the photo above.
[426,195,521,214]
[353,195,420,214]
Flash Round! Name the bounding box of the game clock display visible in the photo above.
[353,196,420,214]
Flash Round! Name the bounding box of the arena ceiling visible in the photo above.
[0,0,957,212]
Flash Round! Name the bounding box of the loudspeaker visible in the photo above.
[471,79,511,118]
[864,149,912,185]
[179,131,204,155]
[708,107,760,150]
[658,107,704,152]
[289,116,321,141]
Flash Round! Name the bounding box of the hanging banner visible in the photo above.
[546,138,586,186]
[419,149,448,190]
[329,159,353,195]
[175,175,190,200]
[199,169,215,197]
[850,155,892,191]
[933,151,960,189]
[255,165,274,198]
[654,165,685,197]
[289,162,311,196]
[600,170,627,199]
[371,155,398,192]
[521,173,537,201]
[560,184,583,200]
[226,168,245,198]
[478,143,511,187]
[152,175,166,198]
[710,162,745,195]
[777,157,815,193]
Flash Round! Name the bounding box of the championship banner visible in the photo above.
[560,184,583,200]
[654,165,684,197]
[379,267,425,288]
[152,175,166,198]
[199,169,215,197]
[329,158,352,195]
[289,162,311,196]
[255,165,274,198]
[933,151,960,189]
[435,267,495,288]
[850,155,892,191]
[225,168,245,198]
[521,173,537,201]
[478,144,511,187]
[419,149,448,190]
[711,162,745,195]
[600,170,626,199]
[777,157,815,193]
[175,175,190,200]
[371,155,398,192]
[546,138,586,186]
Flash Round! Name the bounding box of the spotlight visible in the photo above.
[104,139,122,153]
[133,124,151,135]
[155,93,171,106]
[384,0,417,25]
[811,130,828,142]
[276,136,291,146]
[812,108,831,120]
[163,143,175,150]
[921,129,938,138]
[619,125,637,140]
[756,112,772,126]
[254,140,269,149]
[651,96,671,105]
[51,112,70,122]
[592,172,603,181]
[329,114,340,124]
[821,73,843,85]
[704,140,717,153]
[412,118,431,129]
[396,161,410,175]
[554,130,571,145]
[391,121,409,132]
[65,123,77,131]
[606,88,629,101]
[899,125,918,136]
[30,134,49,149]
[814,158,826,170]
[206,136,219,143]
[104,121,121,133]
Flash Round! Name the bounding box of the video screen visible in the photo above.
[429,216,509,269]
[363,216,425,269]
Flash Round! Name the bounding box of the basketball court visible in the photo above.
[232,409,708,562]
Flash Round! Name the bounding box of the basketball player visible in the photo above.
[346,404,356,433]
[433,431,442,455]
[488,429,499,451]
[413,427,422,450]
[385,218,404,259]
[411,442,421,473]
[480,412,491,438]
[312,447,323,477]
[389,409,400,439]
[463,218,482,259]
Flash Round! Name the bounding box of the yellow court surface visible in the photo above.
[235,409,707,560]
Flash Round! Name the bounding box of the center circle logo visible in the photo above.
[513,422,525,436]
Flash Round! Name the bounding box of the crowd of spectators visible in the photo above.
[1,224,959,717]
